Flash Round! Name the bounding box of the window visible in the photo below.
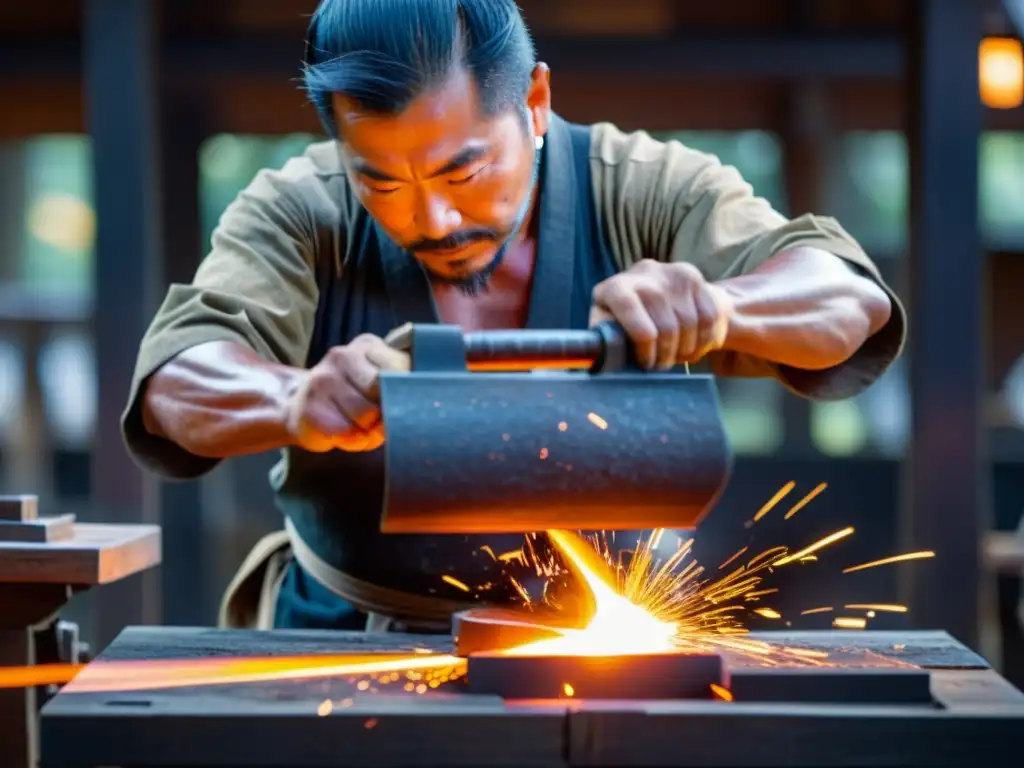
[810,356,909,458]
[199,133,319,244]
[655,131,788,215]
[827,131,908,256]
[0,136,95,451]
[827,130,1024,256]
[811,131,1024,457]
[981,132,1024,250]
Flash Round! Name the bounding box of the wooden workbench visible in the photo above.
[0,522,161,768]
[40,626,1024,767]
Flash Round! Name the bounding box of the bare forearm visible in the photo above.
[142,341,304,458]
[717,247,892,371]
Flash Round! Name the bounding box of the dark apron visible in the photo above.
[273,115,621,629]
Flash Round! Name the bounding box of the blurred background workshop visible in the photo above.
[0,0,1023,722]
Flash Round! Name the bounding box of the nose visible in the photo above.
[414,189,461,241]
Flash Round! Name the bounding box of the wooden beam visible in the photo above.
[902,0,987,649]
[0,30,906,81]
[83,0,164,647]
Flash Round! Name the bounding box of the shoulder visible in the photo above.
[238,139,358,228]
[581,122,766,272]
[586,123,753,216]
[588,122,720,180]
[586,122,761,228]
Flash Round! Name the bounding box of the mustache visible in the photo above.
[408,228,499,253]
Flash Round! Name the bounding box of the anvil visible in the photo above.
[39,626,1024,768]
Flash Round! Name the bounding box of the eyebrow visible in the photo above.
[351,145,488,183]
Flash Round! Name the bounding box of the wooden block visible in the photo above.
[0,524,161,585]
[0,514,76,544]
[0,496,37,523]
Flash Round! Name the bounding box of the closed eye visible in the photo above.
[365,184,400,195]
[448,165,488,186]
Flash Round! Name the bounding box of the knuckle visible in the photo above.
[325,344,355,366]
[666,262,704,289]
[628,323,659,344]
[631,258,661,273]
[634,283,669,304]
[349,333,379,350]
[668,261,702,279]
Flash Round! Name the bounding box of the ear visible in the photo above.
[526,62,552,140]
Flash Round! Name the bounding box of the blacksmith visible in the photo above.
[122,0,905,632]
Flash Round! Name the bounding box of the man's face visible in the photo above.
[333,65,551,286]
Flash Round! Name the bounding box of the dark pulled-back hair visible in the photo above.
[303,0,537,136]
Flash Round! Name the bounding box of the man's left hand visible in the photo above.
[590,259,732,370]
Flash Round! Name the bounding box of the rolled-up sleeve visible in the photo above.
[121,160,323,479]
[590,124,906,401]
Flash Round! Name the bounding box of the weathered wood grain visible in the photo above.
[88,626,991,669]
[91,626,454,663]
[0,524,162,584]
[739,630,990,669]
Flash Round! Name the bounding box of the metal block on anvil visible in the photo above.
[378,322,733,534]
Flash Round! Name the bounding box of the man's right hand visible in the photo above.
[285,334,410,453]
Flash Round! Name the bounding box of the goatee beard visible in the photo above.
[428,244,507,296]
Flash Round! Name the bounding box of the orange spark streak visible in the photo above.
[586,413,608,430]
[0,663,85,689]
[59,654,466,694]
[842,551,935,574]
[844,604,907,613]
[800,607,833,615]
[710,683,733,701]
[751,481,795,523]
[441,575,471,592]
[498,549,527,565]
[773,527,854,566]
[833,617,867,629]
[784,483,827,520]
[718,546,748,569]
[753,608,782,619]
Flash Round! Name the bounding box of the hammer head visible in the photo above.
[378,325,733,534]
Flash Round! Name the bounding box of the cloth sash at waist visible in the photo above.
[284,517,477,630]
